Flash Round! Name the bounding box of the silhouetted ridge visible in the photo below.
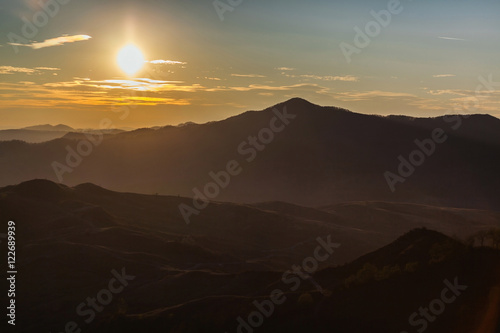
[281,97,317,107]
[259,97,352,121]
[6,179,70,199]
[347,228,464,268]
[397,227,450,243]
[1,98,499,210]
[23,124,74,131]
[74,182,113,195]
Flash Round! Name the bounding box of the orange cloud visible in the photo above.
[231,74,266,78]
[0,66,38,75]
[0,81,190,109]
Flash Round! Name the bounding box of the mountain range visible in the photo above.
[0,124,126,143]
[0,98,499,210]
[1,97,499,331]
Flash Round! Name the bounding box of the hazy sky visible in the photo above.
[1,0,499,129]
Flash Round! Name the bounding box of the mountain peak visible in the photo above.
[74,182,113,195]
[279,97,317,108]
[348,228,464,269]
[3,179,70,199]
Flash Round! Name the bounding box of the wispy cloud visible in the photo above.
[282,72,359,82]
[332,90,415,102]
[203,83,310,93]
[0,66,38,75]
[35,67,60,71]
[201,77,221,81]
[438,36,466,41]
[427,89,468,96]
[426,88,500,97]
[300,74,358,82]
[0,81,191,108]
[8,35,91,49]
[148,60,187,65]
[0,66,62,75]
[43,77,204,93]
[433,74,456,78]
[275,67,295,71]
[231,74,266,78]
[2,74,498,115]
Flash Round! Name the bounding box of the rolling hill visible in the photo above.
[1,180,498,332]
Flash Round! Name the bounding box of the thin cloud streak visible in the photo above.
[148,60,187,65]
[35,67,61,71]
[433,74,456,78]
[283,73,359,82]
[231,74,266,78]
[0,66,38,75]
[8,35,92,49]
[0,66,60,75]
[438,36,466,41]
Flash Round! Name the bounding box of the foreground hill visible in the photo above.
[120,229,499,333]
[2,180,498,267]
[0,98,499,209]
[0,181,498,332]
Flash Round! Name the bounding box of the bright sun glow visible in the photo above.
[117,44,145,76]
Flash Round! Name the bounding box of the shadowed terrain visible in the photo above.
[0,180,499,332]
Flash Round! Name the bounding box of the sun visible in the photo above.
[117,44,145,76]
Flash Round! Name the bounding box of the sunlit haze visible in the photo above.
[0,0,499,129]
